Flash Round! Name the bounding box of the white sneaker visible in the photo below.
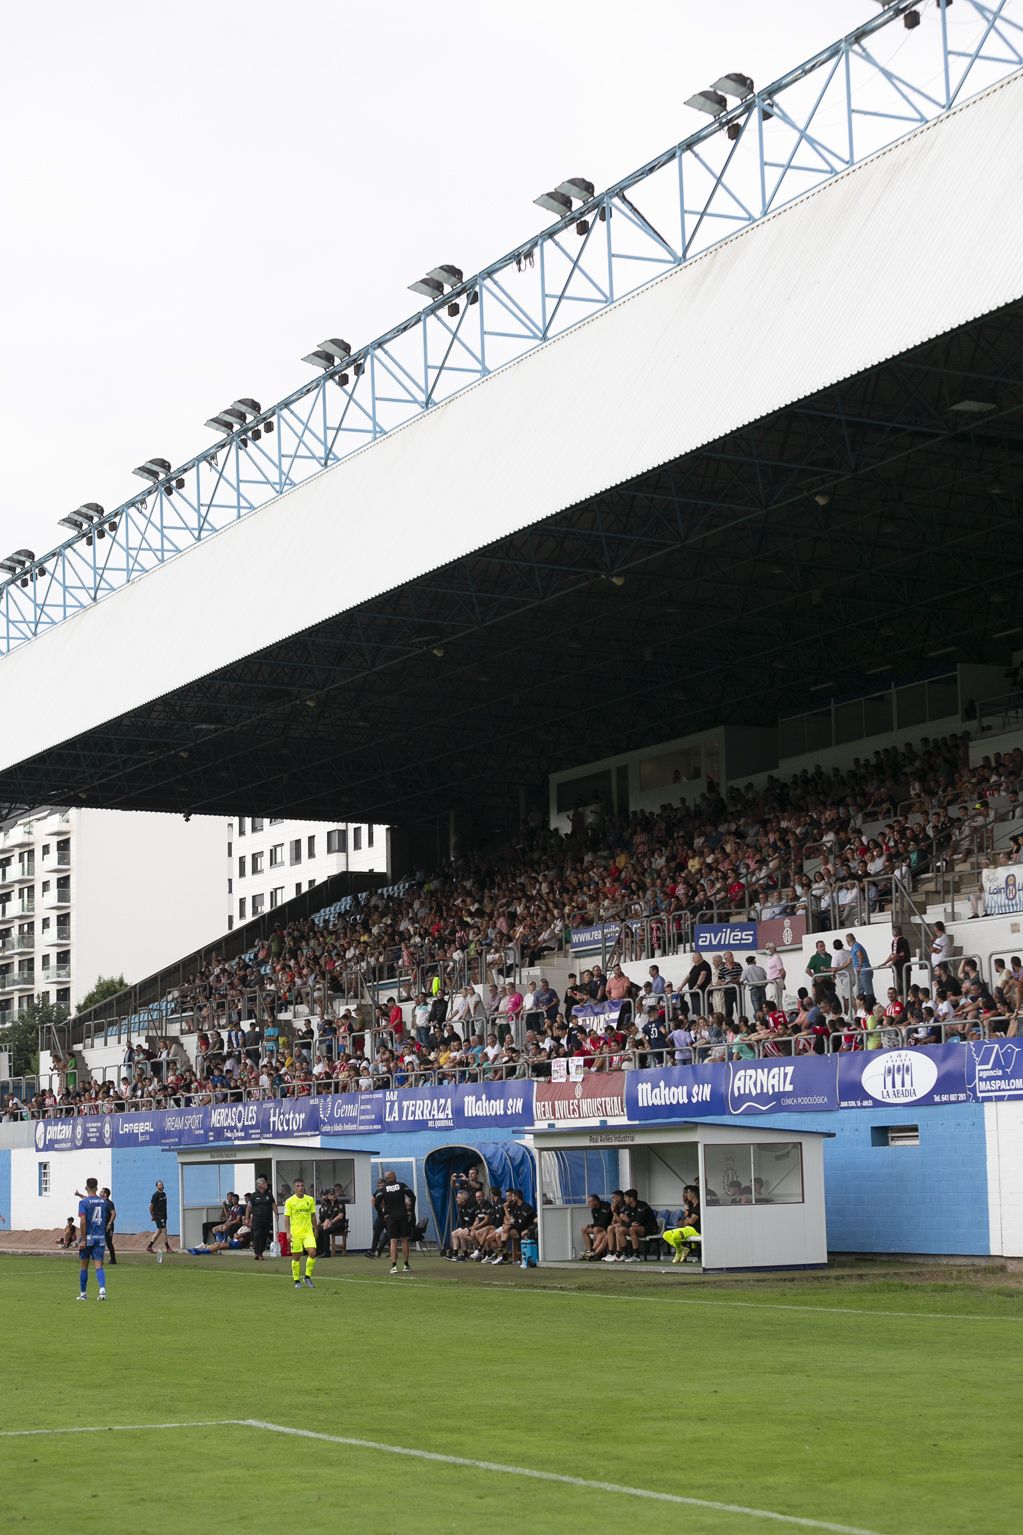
[389,1264,398,1275]
[602,1254,617,1263]
[75,1292,88,1301]
[97,1289,107,1301]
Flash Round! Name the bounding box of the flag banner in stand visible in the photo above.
[694,922,758,951]
[981,867,1023,915]
[569,921,643,953]
[837,1044,970,1109]
[568,999,628,1026]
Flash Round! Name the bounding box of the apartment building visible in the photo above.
[0,807,224,1017]
[228,816,386,929]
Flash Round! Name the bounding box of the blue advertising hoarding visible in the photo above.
[31,1042,1023,1151]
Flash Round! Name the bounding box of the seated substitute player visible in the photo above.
[76,1177,108,1302]
[447,1190,476,1261]
[467,1187,497,1261]
[623,1187,660,1261]
[379,1168,415,1275]
[488,1188,537,1267]
[579,1192,612,1260]
[285,1179,319,1289]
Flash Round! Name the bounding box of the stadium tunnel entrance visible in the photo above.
[424,1141,536,1249]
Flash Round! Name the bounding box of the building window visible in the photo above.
[41,881,50,895]
[251,817,264,833]
[270,844,284,868]
[238,898,247,920]
[39,1162,50,1197]
[269,818,283,826]
[57,988,70,1007]
[326,829,346,854]
[227,916,234,931]
[290,839,302,865]
[252,893,265,916]
[295,883,303,899]
[353,827,362,851]
[270,886,285,909]
[42,843,50,857]
[251,852,264,874]
[307,835,316,859]
[238,856,246,878]
[227,841,232,859]
[227,878,233,895]
[308,880,316,890]
[238,818,246,836]
[367,825,374,848]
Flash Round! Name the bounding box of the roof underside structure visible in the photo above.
[1,64,1022,835]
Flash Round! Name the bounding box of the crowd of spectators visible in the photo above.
[4,733,1023,1124]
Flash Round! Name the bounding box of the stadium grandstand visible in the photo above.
[3,0,1023,1270]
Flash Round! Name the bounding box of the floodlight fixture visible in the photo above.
[1,549,35,574]
[712,73,754,98]
[321,338,351,360]
[685,88,728,117]
[554,178,594,204]
[949,398,995,412]
[814,492,832,506]
[534,189,572,218]
[205,414,238,433]
[302,347,337,369]
[427,266,463,289]
[408,275,444,300]
[133,458,172,483]
[232,397,262,418]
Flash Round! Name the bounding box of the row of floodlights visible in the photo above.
[5,19,938,592]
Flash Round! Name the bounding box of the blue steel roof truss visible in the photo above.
[1,0,1020,655]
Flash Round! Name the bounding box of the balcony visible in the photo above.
[42,925,71,948]
[45,965,72,983]
[42,812,71,838]
[43,888,71,911]
[11,863,35,885]
[17,899,35,916]
[0,972,35,995]
[0,932,34,957]
[0,824,36,853]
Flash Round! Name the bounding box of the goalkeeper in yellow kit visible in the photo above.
[284,1179,319,1289]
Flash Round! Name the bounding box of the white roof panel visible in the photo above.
[2,70,1023,771]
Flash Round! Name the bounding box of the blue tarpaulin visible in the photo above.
[424,1141,536,1248]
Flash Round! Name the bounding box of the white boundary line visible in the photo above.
[0,1418,888,1535]
[303,1269,1022,1324]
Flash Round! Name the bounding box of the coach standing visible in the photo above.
[247,1176,278,1261]
[379,1169,415,1276]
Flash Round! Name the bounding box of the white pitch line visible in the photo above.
[310,1269,1021,1324]
[242,1418,888,1535]
[0,1420,240,1439]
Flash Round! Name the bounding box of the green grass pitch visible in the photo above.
[4,1253,1020,1534]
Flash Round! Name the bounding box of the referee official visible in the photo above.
[379,1170,415,1276]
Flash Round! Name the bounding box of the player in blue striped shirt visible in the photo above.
[76,1177,108,1302]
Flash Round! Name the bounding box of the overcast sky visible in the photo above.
[0,1,874,562]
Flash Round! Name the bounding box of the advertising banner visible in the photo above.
[454,1079,535,1128]
[627,1064,727,1120]
[837,1044,969,1109]
[382,1086,456,1131]
[535,1072,627,1124]
[756,914,807,949]
[726,1053,838,1115]
[569,921,641,953]
[981,867,1023,915]
[694,922,758,951]
[317,1093,385,1137]
[964,1039,1023,1100]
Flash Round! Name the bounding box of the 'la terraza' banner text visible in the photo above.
[32,1043,1023,1150]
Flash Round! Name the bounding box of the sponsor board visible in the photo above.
[535,1073,627,1124]
[837,1044,969,1109]
[965,1039,1023,1099]
[694,923,757,951]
